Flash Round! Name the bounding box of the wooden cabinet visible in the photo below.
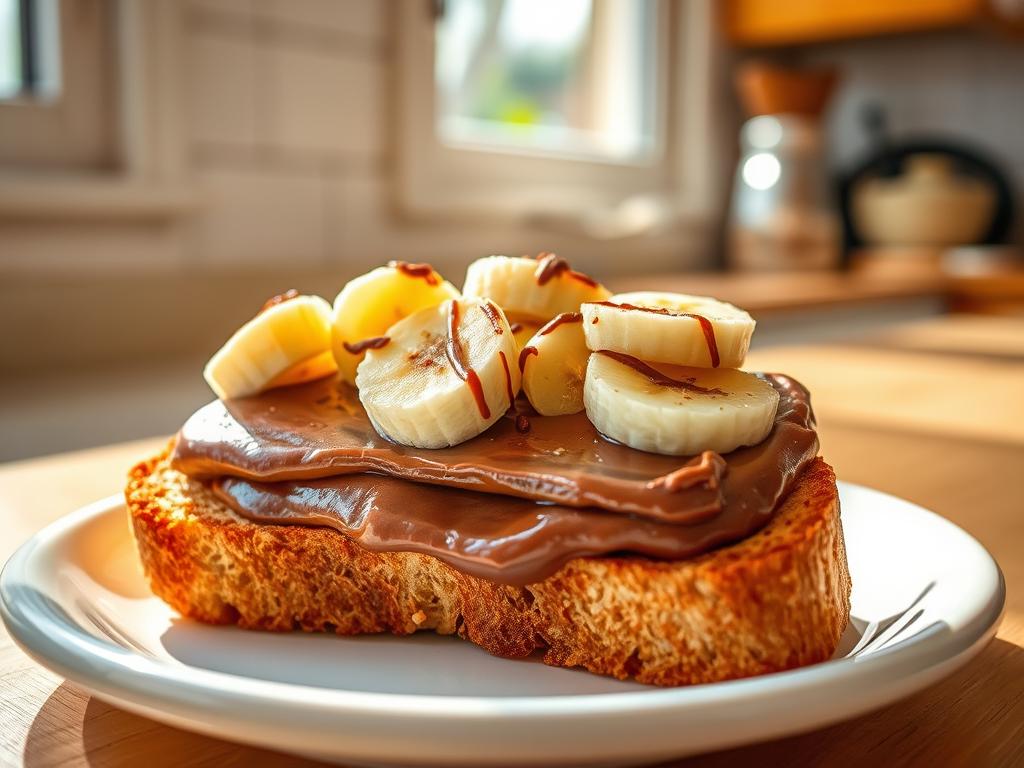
[724,0,1010,47]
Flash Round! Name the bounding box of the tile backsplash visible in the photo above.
[2,4,1022,376]
[802,31,1024,243]
[0,0,689,373]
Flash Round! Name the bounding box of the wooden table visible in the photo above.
[2,314,1023,767]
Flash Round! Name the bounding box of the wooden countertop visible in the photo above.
[611,268,1024,318]
[609,271,949,315]
[2,313,1023,767]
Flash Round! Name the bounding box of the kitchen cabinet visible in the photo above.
[725,0,1019,47]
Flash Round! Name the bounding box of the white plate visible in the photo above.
[0,483,1004,766]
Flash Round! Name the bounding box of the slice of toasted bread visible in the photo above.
[126,450,850,686]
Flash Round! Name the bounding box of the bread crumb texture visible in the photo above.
[126,448,850,686]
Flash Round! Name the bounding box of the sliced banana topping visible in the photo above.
[583,351,779,455]
[463,253,610,322]
[510,318,544,352]
[263,350,339,390]
[204,294,336,400]
[520,312,588,416]
[205,257,783,454]
[581,291,755,369]
[332,261,460,384]
[356,298,520,448]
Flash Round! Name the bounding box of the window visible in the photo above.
[0,1,191,222]
[0,0,25,98]
[0,0,115,171]
[397,0,724,234]
[436,0,657,163]
[0,0,61,101]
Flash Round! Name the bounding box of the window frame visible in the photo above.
[0,0,117,171]
[0,0,193,222]
[396,0,726,229]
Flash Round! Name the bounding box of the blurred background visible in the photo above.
[1,0,1023,460]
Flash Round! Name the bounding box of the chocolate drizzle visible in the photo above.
[479,301,506,335]
[446,300,490,419]
[342,336,390,355]
[539,311,583,335]
[590,301,721,368]
[533,252,600,288]
[597,351,726,396]
[518,345,538,372]
[389,260,440,286]
[690,315,720,368]
[259,289,299,314]
[534,252,571,285]
[498,350,515,409]
[514,413,531,434]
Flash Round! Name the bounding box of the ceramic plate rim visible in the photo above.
[0,482,1006,722]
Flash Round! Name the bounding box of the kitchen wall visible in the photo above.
[0,0,714,459]
[802,31,1024,243]
[4,4,1021,460]
[0,0,698,376]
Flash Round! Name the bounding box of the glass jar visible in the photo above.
[728,114,840,271]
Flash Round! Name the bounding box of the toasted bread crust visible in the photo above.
[126,450,850,686]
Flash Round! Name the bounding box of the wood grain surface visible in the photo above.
[1,314,1022,767]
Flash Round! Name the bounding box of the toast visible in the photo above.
[126,448,850,687]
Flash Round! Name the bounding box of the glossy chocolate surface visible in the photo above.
[174,375,815,523]
[204,374,816,585]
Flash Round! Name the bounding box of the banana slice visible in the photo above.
[204,294,336,400]
[510,318,544,352]
[584,351,779,455]
[264,350,339,390]
[520,312,588,416]
[581,291,754,369]
[463,253,610,322]
[332,261,460,384]
[356,298,520,448]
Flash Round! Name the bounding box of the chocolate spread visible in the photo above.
[172,374,818,584]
